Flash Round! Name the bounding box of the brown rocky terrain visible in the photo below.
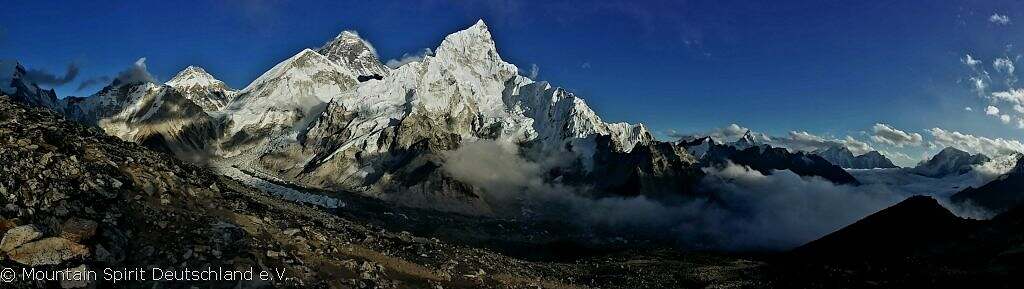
[0,95,768,288]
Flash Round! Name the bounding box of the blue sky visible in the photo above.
[3,0,1024,165]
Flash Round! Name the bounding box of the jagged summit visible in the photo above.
[731,130,759,150]
[1,60,59,108]
[167,65,229,89]
[815,145,898,169]
[433,19,514,77]
[317,30,390,77]
[165,65,235,112]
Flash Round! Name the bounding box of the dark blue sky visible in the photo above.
[3,0,1023,164]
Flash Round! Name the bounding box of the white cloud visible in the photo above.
[384,48,433,69]
[963,54,982,68]
[928,127,1024,157]
[986,105,1001,115]
[990,13,1011,25]
[994,57,1015,74]
[877,149,915,166]
[1015,105,1024,113]
[969,76,989,95]
[870,123,923,147]
[994,57,1017,86]
[527,64,539,79]
[696,162,996,249]
[991,88,1024,104]
[1001,114,1012,124]
[115,57,155,84]
[581,62,592,69]
[963,54,991,96]
[841,136,875,155]
[965,106,974,111]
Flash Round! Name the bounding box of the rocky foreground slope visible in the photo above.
[773,195,1024,289]
[0,95,771,288]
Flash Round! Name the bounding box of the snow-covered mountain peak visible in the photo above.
[433,19,511,73]
[219,48,360,153]
[731,130,758,149]
[910,147,991,177]
[166,65,229,89]
[166,65,235,112]
[318,30,390,77]
[815,145,898,169]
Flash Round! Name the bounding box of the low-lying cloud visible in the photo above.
[928,127,1024,157]
[116,57,156,84]
[441,139,998,251]
[24,62,80,86]
[76,76,111,91]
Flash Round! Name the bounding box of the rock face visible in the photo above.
[815,146,898,169]
[951,155,1024,213]
[61,81,222,160]
[218,48,359,159]
[909,147,990,178]
[678,136,717,159]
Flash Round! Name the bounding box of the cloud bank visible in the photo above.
[116,58,155,84]
[23,62,80,86]
[928,127,1024,157]
[871,123,923,147]
[441,139,996,251]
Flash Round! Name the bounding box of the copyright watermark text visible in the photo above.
[0,266,286,284]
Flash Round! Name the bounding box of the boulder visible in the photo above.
[7,237,90,266]
[1,224,43,252]
[59,218,98,242]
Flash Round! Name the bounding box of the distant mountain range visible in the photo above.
[814,146,898,169]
